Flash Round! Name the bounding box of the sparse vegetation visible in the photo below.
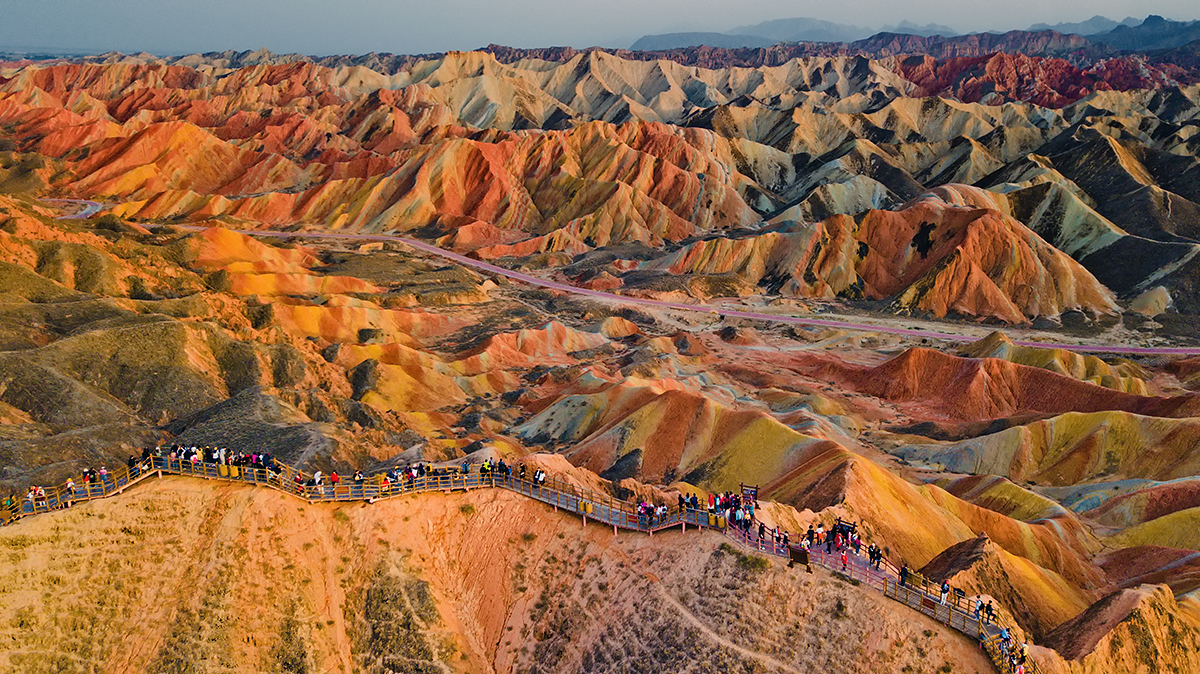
[833,597,849,619]
[272,602,310,674]
[343,564,443,674]
[716,542,770,573]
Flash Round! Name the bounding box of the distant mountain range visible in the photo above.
[628,33,776,51]
[1027,15,1140,35]
[630,17,959,50]
[630,14,1200,52]
[1091,14,1200,50]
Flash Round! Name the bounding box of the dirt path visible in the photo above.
[651,581,805,674]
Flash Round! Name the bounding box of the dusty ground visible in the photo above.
[0,476,994,674]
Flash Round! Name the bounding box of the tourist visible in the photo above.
[900,564,909,587]
[974,596,983,621]
[940,580,950,605]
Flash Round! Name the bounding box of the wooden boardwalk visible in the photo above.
[4,457,1035,673]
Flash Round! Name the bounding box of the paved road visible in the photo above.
[35,199,1200,357]
[204,226,1200,357]
[41,198,103,219]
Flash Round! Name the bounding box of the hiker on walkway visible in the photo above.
[900,564,909,587]
[985,600,995,625]
[974,596,983,621]
[841,547,848,571]
[940,580,950,605]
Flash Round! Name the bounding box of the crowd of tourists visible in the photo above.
[1,443,1026,672]
[286,456,557,497]
[639,501,670,526]
[990,625,1030,673]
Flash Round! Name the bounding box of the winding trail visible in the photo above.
[37,198,1200,355]
[652,582,806,674]
[193,224,1200,356]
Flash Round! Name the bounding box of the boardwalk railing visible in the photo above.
[2,457,1036,673]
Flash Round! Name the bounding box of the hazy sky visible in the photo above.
[1,0,1197,55]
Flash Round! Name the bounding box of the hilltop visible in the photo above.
[0,476,997,674]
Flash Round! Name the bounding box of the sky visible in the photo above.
[0,0,1197,56]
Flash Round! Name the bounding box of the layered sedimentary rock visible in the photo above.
[4,51,1198,319]
[2,43,1200,674]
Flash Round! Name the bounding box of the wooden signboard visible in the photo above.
[789,547,809,566]
[741,483,758,504]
